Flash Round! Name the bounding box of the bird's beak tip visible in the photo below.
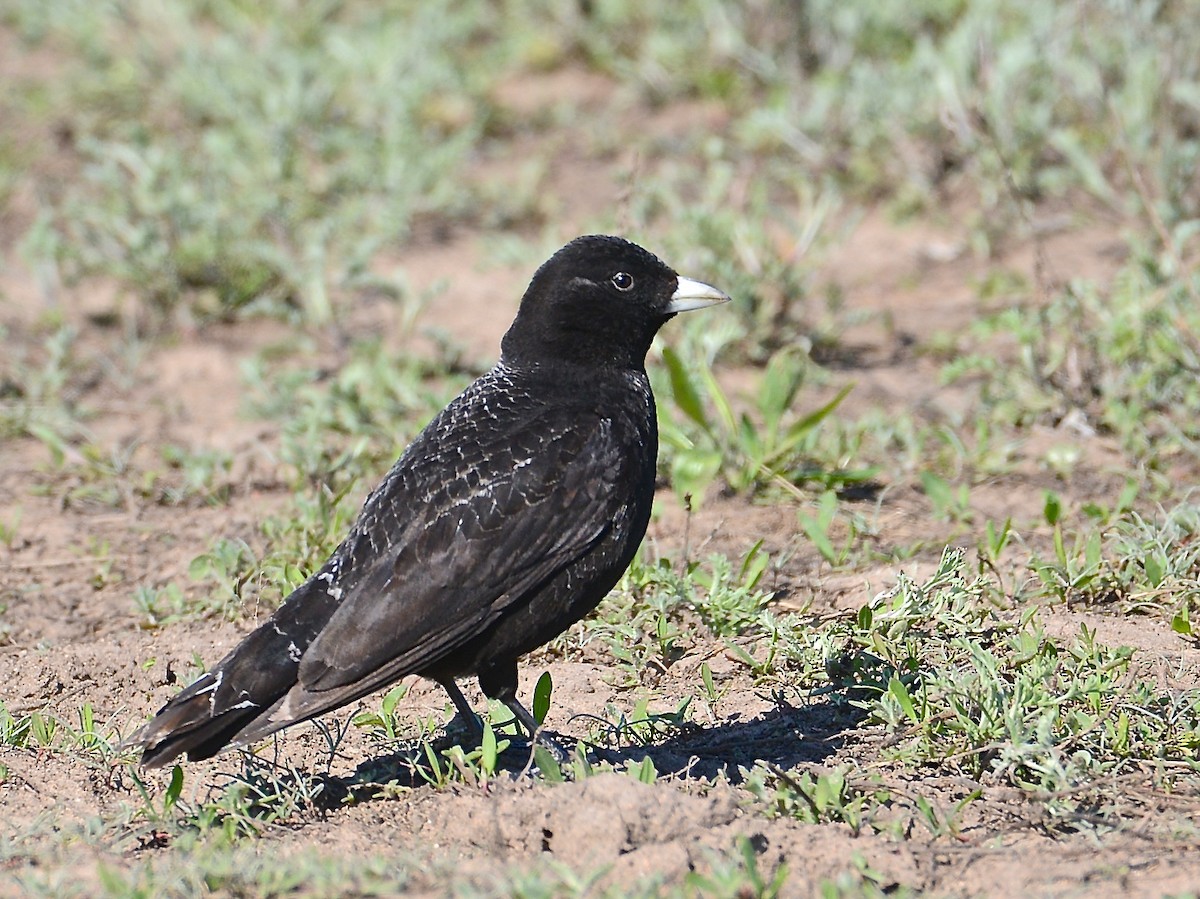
[665,276,730,314]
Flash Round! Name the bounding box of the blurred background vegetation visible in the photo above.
[4,0,1196,325]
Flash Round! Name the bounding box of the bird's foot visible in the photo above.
[443,708,485,743]
[531,729,570,765]
[498,728,573,777]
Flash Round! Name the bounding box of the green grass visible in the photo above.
[4,825,799,899]
[944,257,1200,471]
[656,343,864,502]
[723,548,1200,836]
[11,0,1198,333]
[0,324,87,444]
[13,2,515,325]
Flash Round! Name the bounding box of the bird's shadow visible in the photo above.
[585,691,867,781]
[295,692,868,810]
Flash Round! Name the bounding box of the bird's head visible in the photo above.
[500,235,729,371]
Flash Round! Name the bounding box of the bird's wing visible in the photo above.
[233,407,636,739]
[310,413,624,688]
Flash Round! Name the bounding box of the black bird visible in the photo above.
[127,235,728,767]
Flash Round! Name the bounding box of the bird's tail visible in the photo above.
[121,574,341,767]
[121,672,263,768]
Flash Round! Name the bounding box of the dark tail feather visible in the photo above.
[125,575,342,767]
[124,680,261,768]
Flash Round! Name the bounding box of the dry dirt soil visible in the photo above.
[2,57,1200,899]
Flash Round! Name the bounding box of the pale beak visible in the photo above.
[664,276,731,314]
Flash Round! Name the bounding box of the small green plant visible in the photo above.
[351,684,411,742]
[0,508,20,548]
[73,702,109,755]
[0,702,119,759]
[129,755,330,844]
[193,762,325,840]
[911,788,981,840]
[441,720,510,788]
[186,537,260,617]
[685,835,788,899]
[1,705,34,747]
[130,764,186,828]
[689,544,775,636]
[976,516,1014,583]
[0,325,87,446]
[797,490,860,567]
[743,763,889,834]
[1031,491,1110,604]
[819,854,916,899]
[570,552,689,679]
[657,345,859,502]
[585,697,693,750]
[1057,500,1200,626]
[698,661,729,716]
[919,470,972,524]
[132,583,189,627]
[158,444,234,505]
[531,670,553,728]
[625,754,658,785]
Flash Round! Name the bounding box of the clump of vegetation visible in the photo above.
[17,3,504,323]
[944,260,1200,470]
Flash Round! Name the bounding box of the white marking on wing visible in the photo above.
[207,670,224,712]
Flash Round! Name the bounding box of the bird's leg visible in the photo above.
[478,661,569,762]
[437,679,483,741]
[504,696,569,764]
[502,696,541,741]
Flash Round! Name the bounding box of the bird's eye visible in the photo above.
[610,272,635,292]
